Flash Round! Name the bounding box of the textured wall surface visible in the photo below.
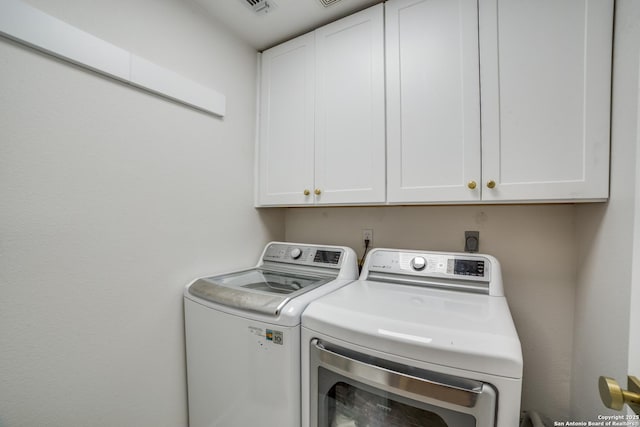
[572,0,640,420]
[0,1,283,426]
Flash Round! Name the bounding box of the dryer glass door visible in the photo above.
[309,340,497,427]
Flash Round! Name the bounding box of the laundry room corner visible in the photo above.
[571,0,640,419]
[285,204,578,420]
[4,0,640,425]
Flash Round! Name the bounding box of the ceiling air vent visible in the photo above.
[317,0,342,7]
[241,0,278,15]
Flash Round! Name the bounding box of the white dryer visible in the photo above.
[184,242,358,427]
[301,248,523,427]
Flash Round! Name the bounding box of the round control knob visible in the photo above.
[290,248,302,259]
[411,256,427,271]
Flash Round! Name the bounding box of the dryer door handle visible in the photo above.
[311,339,483,408]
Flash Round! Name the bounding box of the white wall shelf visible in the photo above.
[0,0,226,117]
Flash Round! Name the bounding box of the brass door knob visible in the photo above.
[314,189,322,196]
[467,181,477,190]
[303,189,310,196]
[599,376,640,411]
[487,180,496,189]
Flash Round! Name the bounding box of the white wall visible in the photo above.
[285,204,577,419]
[571,0,640,419]
[629,55,640,397]
[0,1,284,426]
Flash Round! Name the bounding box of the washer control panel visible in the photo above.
[367,250,490,282]
[262,243,343,268]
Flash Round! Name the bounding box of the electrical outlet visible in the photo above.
[465,231,479,253]
[362,229,373,246]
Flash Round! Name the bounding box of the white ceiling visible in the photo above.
[194,0,382,51]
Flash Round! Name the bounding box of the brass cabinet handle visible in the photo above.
[303,189,310,196]
[314,189,321,196]
[487,180,496,189]
[599,376,640,413]
[467,181,477,190]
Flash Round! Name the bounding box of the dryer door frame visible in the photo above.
[309,339,498,426]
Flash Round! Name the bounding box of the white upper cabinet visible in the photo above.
[257,33,315,206]
[478,0,613,202]
[256,5,385,206]
[257,0,613,206]
[386,0,481,203]
[315,4,386,205]
[387,0,613,204]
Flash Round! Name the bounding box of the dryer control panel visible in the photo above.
[366,251,490,280]
[362,249,503,296]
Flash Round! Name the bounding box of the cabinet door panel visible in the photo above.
[314,4,386,204]
[479,0,612,201]
[257,33,315,206]
[386,0,481,203]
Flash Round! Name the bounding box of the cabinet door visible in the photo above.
[314,4,386,205]
[257,33,315,206]
[479,0,613,202]
[386,0,481,203]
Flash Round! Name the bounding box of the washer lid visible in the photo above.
[302,280,523,379]
[188,267,335,316]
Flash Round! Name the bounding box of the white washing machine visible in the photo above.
[184,242,358,427]
[301,248,523,427]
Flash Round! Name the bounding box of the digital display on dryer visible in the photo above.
[454,259,485,277]
[313,250,341,265]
